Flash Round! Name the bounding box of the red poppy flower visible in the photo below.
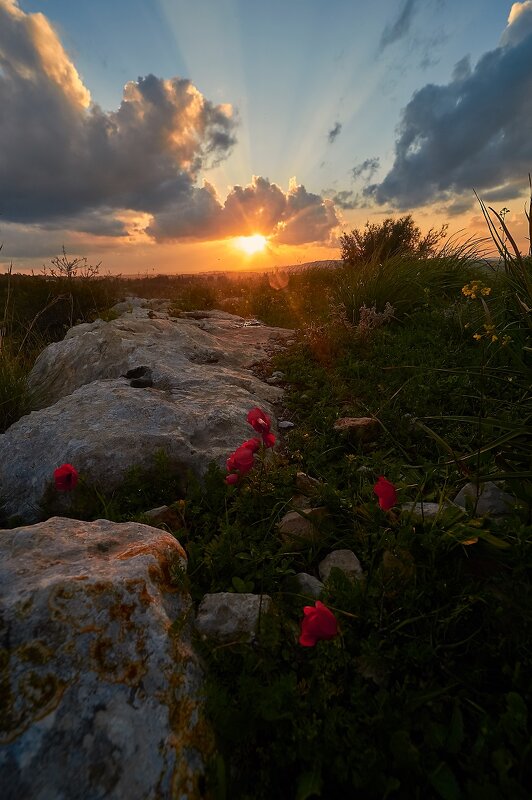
[373,476,397,510]
[247,407,272,435]
[262,432,276,448]
[299,600,338,647]
[54,463,79,491]
[225,473,239,485]
[226,441,259,484]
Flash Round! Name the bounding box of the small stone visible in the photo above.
[271,371,285,379]
[333,417,380,443]
[195,592,272,642]
[142,504,183,529]
[400,501,459,521]
[277,508,327,549]
[278,420,295,430]
[287,572,324,599]
[319,549,363,582]
[295,472,321,494]
[453,482,517,516]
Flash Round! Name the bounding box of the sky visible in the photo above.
[1,0,531,275]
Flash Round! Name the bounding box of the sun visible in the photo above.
[234,234,268,255]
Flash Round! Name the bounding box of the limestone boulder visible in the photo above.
[0,306,292,522]
[0,517,211,800]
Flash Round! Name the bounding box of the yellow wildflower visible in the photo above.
[473,333,482,341]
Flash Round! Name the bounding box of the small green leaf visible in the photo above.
[429,762,461,800]
[296,768,322,800]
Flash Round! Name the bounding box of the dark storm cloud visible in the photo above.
[369,4,532,209]
[379,0,419,50]
[0,0,236,226]
[328,122,342,143]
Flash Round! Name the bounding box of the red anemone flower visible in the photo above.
[373,476,397,510]
[226,441,258,484]
[299,601,338,647]
[247,407,272,435]
[54,463,79,492]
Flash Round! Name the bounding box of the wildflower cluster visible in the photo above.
[472,324,512,345]
[225,407,276,485]
[357,301,394,339]
[461,280,491,300]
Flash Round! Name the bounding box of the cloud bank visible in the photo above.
[0,0,337,247]
[368,1,532,210]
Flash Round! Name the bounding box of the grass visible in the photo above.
[1,227,531,798]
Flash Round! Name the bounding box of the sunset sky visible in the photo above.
[1,0,531,274]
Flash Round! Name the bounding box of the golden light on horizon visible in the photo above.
[233,233,268,255]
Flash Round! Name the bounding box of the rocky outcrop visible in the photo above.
[0,517,211,800]
[0,303,293,522]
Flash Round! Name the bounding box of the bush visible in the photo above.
[340,215,448,265]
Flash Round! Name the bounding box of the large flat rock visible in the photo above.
[0,517,210,800]
[0,305,292,522]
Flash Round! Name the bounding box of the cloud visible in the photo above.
[500,1,532,47]
[352,158,380,183]
[369,5,532,209]
[379,0,419,50]
[148,176,340,245]
[0,0,236,226]
[326,190,361,211]
[328,122,342,143]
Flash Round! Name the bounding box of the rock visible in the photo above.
[333,417,380,443]
[319,549,364,582]
[287,572,324,599]
[453,482,517,516]
[123,365,152,380]
[295,472,321,495]
[400,501,460,521]
[195,592,272,642]
[278,420,295,430]
[142,504,184,530]
[0,517,210,799]
[0,307,293,522]
[277,508,327,549]
[266,371,285,385]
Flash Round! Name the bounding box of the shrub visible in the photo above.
[340,214,448,266]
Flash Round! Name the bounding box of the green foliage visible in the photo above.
[38,450,186,523]
[340,214,448,265]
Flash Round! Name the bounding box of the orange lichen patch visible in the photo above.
[164,638,215,799]
[16,597,34,619]
[17,641,53,666]
[108,601,136,624]
[71,575,89,581]
[1,669,66,745]
[115,535,186,563]
[125,578,154,607]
